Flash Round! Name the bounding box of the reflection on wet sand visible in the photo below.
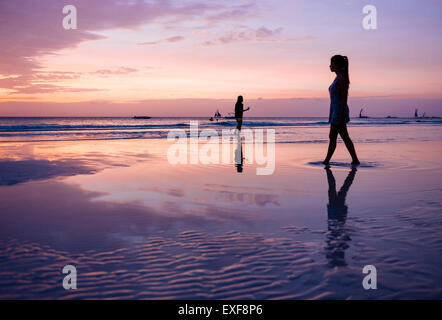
[0,139,442,299]
[325,167,357,267]
[234,133,244,173]
[212,191,280,207]
[0,159,95,185]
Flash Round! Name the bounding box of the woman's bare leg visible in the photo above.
[236,118,243,131]
[323,125,338,164]
[339,126,360,164]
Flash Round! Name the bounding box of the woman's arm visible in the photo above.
[338,76,348,123]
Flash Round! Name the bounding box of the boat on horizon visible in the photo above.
[359,108,369,119]
[209,110,222,121]
[133,116,151,119]
[413,108,441,119]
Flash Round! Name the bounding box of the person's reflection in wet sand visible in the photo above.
[234,132,244,173]
[325,166,357,267]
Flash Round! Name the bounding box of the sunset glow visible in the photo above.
[0,0,441,116]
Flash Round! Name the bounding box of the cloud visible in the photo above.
[217,26,282,44]
[7,84,103,95]
[91,67,139,75]
[31,71,83,81]
[255,26,283,38]
[200,3,258,27]
[138,36,185,46]
[202,26,314,45]
[0,66,138,93]
[0,73,89,94]
[0,0,257,94]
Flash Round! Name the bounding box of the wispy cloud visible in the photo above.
[202,26,314,45]
[0,73,86,94]
[0,67,138,93]
[91,67,139,75]
[138,36,185,46]
[5,83,103,95]
[200,3,258,27]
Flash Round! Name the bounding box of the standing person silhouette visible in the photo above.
[323,55,360,165]
[235,95,250,131]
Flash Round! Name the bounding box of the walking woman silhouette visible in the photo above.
[323,55,360,165]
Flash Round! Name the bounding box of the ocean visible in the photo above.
[1,117,441,143]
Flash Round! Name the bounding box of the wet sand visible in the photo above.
[0,139,441,299]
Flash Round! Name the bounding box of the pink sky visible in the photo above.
[0,0,441,116]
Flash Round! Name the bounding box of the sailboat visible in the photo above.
[359,108,369,119]
[414,109,440,119]
[209,109,222,121]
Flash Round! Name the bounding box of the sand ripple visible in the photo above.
[1,218,441,299]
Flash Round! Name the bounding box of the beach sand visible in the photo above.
[0,138,441,299]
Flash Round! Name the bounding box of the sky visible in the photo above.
[0,0,441,117]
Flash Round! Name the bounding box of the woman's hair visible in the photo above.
[331,55,350,89]
[237,95,243,103]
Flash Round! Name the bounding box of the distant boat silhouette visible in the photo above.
[133,116,151,119]
[413,108,434,119]
[209,109,222,121]
[359,108,369,119]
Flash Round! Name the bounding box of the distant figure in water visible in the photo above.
[235,95,250,131]
[323,55,360,165]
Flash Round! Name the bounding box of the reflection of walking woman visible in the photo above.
[323,55,360,165]
[325,167,357,267]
